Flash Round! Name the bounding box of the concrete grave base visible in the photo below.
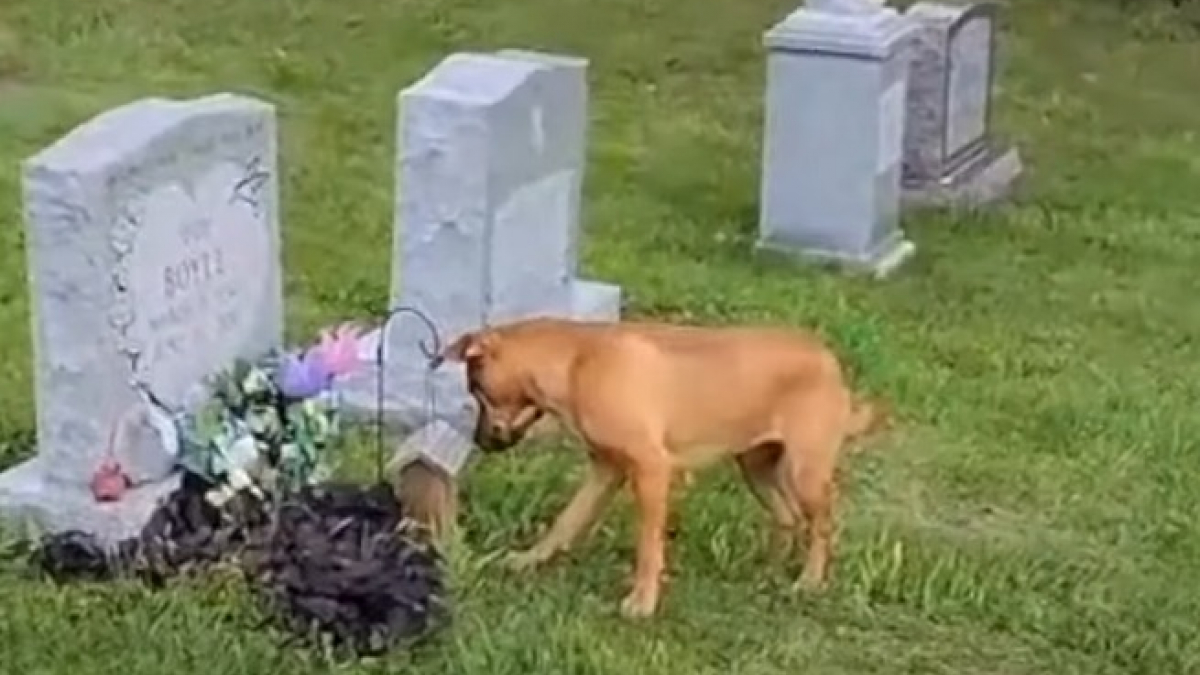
[902,146,1023,210]
[0,458,180,546]
[570,279,623,323]
[336,364,475,434]
[335,277,621,430]
[754,231,916,280]
[335,288,624,433]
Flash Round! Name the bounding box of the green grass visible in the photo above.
[2,0,1200,672]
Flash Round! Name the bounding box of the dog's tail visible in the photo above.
[845,395,890,448]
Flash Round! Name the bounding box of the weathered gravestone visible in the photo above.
[757,0,918,278]
[336,50,622,475]
[901,1,1022,208]
[0,94,283,544]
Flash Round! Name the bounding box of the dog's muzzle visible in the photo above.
[471,408,523,453]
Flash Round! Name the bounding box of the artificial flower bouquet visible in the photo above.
[168,322,369,507]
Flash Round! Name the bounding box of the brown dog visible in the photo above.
[437,317,884,618]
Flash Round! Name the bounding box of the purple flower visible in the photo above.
[277,349,333,399]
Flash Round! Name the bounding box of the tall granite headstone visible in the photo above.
[0,94,283,544]
[901,1,1022,208]
[337,50,622,475]
[758,0,918,277]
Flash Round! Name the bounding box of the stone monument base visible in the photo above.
[336,278,622,430]
[570,279,623,323]
[336,365,474,433]
[0,457,180,546]
[902,146,1023,210]
[755,231,916,279]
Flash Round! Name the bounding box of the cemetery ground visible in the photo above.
[1,0,1198,673]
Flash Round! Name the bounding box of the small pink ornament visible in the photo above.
[90,456,130,502]
[310,321,365,378]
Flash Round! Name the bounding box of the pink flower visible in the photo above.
[309,321,365,378]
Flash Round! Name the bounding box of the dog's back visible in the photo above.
[506,319,856,468]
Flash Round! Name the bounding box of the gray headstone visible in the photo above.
[336,50,622,459]
[0,93,283,544]
[757,0,918,278]
[901,1,1023,208]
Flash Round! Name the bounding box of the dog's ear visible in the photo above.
[434,331,493,368]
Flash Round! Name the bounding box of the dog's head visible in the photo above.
[435,328,543,453]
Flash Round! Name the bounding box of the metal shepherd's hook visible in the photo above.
[373,306,443,482]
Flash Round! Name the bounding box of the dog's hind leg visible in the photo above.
[736,443,796,562]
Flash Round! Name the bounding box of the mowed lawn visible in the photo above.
[2,0,1200,673]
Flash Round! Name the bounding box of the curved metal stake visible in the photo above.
[373,306,444,482]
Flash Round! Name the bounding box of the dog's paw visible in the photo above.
[791,572,828,595]
[503,549,548,572]
[618,589,658,619]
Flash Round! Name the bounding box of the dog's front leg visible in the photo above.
[621,458,672,619]
[505,461,623,572]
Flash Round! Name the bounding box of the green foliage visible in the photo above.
[2,0,1200,672]
[1104,0,1200,41]
[175,354,341,505]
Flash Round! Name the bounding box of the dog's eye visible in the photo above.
[465,371,487,399]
